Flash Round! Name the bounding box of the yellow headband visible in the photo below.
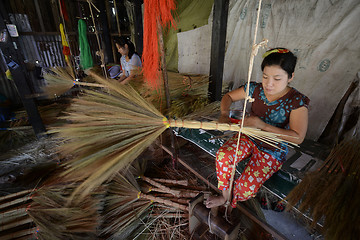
[262,48,290,58]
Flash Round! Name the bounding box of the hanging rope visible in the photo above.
[87,0,108,79]
[225,0,268,218]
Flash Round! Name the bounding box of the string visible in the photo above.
[225,0,267,218]
[113,0,121,36]
[87,0,108,79]
[208,211,213,233]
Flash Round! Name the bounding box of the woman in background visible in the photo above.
[115,36,142,84]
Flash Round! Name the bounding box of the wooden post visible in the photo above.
[0,7,46,138]
[208,0,229,102]
[157,20,178,166]
[98,0,114,63]
[133,0,143,56]
[34,0,46,32]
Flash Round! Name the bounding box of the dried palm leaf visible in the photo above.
[49,71,298,201]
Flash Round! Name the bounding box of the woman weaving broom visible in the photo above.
[206,48,310,209]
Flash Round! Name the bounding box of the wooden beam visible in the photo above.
[133,0,143,56]
[34,0,46,32]
[208,0,229,102]
[98,0,114,63]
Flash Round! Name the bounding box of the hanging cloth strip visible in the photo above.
[59,23,71,67]
[78,19,93,70]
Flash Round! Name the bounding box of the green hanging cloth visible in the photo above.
[78,19,93,69]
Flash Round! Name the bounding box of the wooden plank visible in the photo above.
[208,0,229,102]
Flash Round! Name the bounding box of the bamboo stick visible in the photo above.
[0,217,33,232]
[140,193,188,212]
[140,176,180,196]
[0,189,33,202]
[0,195,32,211]
[75,81,106,88]
[152,213,188,218]
[0,208,28,223]
[0,227,37,240]
[151,178,188,186]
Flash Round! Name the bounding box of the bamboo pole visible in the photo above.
[0,196,32,211]
[87,0,108,79]
[151,178,188,186]
[140,176,180,196]
[113,0,121,36]
[0,227,37,240]
[0,217,33,232]
[152,213,188,218]
[0,189,33,202]
[0,208,28,223]
[140,192,188,212]
[157,19,178,167]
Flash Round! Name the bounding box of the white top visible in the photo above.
[120,54,142,77]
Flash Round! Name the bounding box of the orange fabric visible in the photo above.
[142,0,176,90]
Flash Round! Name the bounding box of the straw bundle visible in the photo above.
[49,71,297,200]
[131,71,211,116]
[101,171,189,239]
[43,65,212,118]
[27,183,100,240]
[42,67,76,97]
[286,139,360,240]
[42,67,105,98]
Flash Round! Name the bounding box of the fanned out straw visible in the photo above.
[42,67,105,98]
[27,183,100,240]
[286,139,360,240]
[49,71,298,201]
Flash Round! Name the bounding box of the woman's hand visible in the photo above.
[243,116,266,129]
[218,115,231,124]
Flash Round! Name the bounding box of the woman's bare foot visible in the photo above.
[205,195,227,208]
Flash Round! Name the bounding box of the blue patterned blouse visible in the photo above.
[244,82,310,162]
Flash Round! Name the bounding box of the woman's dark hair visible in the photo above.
[261,48,297,78]
[114,36,136,59]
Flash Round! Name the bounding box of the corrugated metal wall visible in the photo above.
[0,50,21,105]
[1,20,101,104]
